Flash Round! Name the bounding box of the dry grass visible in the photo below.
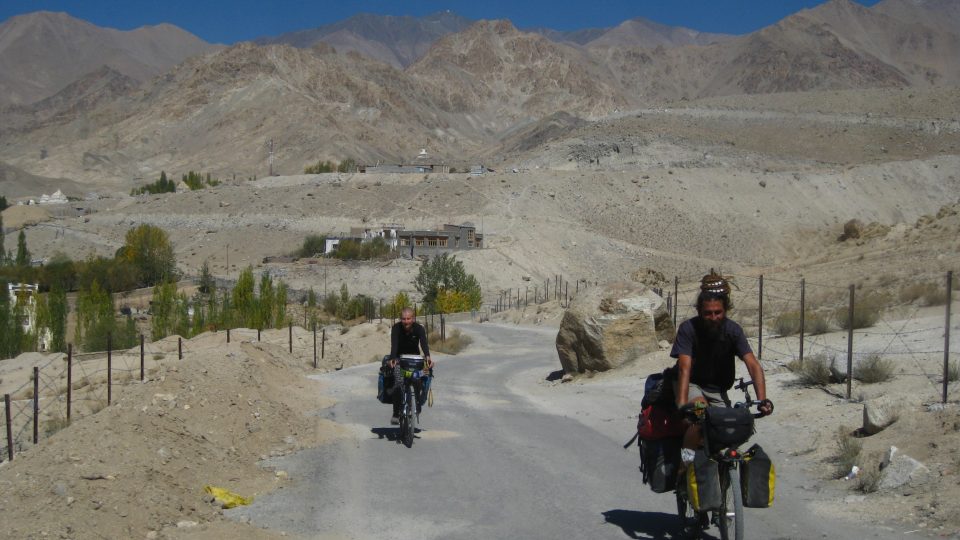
[899,281,949,306]
[856,454,882,493]
[787,354,832,387]
[428,328,472,355]
[43,415,71,437]
[853,355,895,384]
[772,310,830,336]
[834,427,863,479]
[947,362,959,383]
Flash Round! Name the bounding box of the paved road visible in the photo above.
[228,323,917,540]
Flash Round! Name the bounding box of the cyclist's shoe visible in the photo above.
[390,416,400,425]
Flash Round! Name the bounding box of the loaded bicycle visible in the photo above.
[675,378,774,540]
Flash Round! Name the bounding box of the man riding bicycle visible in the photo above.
[671,271,773,456]
[387,307,433,425]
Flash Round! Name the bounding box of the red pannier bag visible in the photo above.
[637,404,686,440]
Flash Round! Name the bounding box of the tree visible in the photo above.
[198,260,214,294]
[15,230,30,266]
[414,253,482,312]
[117,224,177,286]
[232,267,256,327]
[0,212,5,264]
[47,286,68,352]
[296,235,326,258]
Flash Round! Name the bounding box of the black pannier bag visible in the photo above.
[740,444,775,508]
[704,406,755,449]
[377,356,394,404]
[685,448,722,512]
[639,437,681,494]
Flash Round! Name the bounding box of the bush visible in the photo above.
[428,328,472,355]
[948,362,959,383]
[304,160,337,174]
[296,235,327,258]
[899,282,948,306]
[807,312,830,335]
[835,294,884,330]
[856,455,882,493]
[833,428,862,479]
[786,354,832,386]
[772,311,802,336]
[853,355,895,384]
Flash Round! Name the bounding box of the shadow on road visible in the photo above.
[602,509,687,540]
[370,426,423,443]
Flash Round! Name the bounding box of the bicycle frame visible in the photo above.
[676,378,765,540]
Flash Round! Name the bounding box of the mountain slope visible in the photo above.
[0,11,216,107]
[256,11,473,68]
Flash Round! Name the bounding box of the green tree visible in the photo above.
[275,281,288,328]
[117,224,177,286]
[198,260,214,294]
[296,235,326,258]
[414,253,482,312]
[0,212,5,264]
[75,280,115,351]
[337,158,357,173]
[0,284,13,358]
[47,286,68,352]
[15,230,30,266]
[231,266,256,327]
[150,282,177,339]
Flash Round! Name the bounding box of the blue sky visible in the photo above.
[2,0,882,44]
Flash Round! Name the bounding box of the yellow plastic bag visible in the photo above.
[204,485,254,508]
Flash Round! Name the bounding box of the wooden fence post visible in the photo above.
[140,334,145,381]
[758,274,764,361]
[944,271,953,404]
[67,344,73,421]
[846,285,855,399]
[5,394,12,461]
[107,333,112,406]
[33,366,39,444]
[289,322,293,354]
[227,328,231,343]
[321,329,326,359]
[178,337,182,360]
[799,278,806,366]
[313,323,318,369]
[673,276,679,330]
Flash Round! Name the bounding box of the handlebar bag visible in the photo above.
[704,406,755,448]
[740,444,775,508]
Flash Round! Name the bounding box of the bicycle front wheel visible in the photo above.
[717,464,744,540]
[402,385,416,447]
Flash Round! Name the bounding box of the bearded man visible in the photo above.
[671,272,773,452]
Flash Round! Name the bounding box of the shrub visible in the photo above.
[856,455,882,493]
[43,415,71,437]
[835,294,884,330]
[304,160,337,174]
[772,311,802,336]
[853,355,895,384]
[787,354,831,386]
[833,427,862,479]
[806,312,830,335]
[949,362,959,383]
[428,328,472,355]
[899,282,948,306]
[296,235,327,258]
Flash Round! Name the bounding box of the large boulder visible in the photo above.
[555,282,673,374]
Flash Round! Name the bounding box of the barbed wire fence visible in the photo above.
[0,314,415,464]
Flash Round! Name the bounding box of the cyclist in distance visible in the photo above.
[671,271,773,454]
[388,307,433,425]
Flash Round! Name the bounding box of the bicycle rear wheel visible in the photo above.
[675,475,703,538]
[717,464,744,540]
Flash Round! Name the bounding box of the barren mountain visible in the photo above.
[582,17,732,49]
[256,11,473,69]
[408,20,629,121]
[0,11,216,108]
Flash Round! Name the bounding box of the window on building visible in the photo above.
[415,238,425,247]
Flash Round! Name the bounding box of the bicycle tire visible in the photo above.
[717,464,744,540]
[403,385,415,448]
